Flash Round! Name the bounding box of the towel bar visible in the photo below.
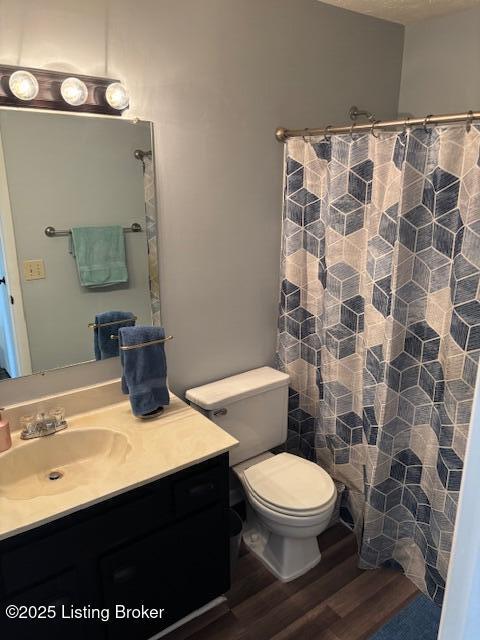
[88,316,138,329]
[110,335,174,350]
[45,223,143,238]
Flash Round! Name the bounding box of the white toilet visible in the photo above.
[186,366,337,582]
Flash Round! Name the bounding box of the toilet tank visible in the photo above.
[185,367,289,466]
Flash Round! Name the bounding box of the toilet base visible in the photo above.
[242,516,322,582]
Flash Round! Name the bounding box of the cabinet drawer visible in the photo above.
[0,527,76,596]
[0,570,85,640]
[173,466,224,517]
[1,485,172,595]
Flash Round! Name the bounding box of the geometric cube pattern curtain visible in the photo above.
[276,126,480,605]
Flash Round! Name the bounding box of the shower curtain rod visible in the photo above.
[275,109,480,142]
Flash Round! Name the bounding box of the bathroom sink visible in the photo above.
[0,428,132,500]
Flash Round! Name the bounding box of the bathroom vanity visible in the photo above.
[0,101,238,639]
[0,97,241,639]
[0,393,238,640]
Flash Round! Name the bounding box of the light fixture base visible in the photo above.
[0,64,127,116]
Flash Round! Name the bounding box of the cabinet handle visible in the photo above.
[112,565,137,583]
[187,481,215,499]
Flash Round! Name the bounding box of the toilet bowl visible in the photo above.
[185,366,337,582]
[234,452,337,582]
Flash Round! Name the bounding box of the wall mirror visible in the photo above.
[0,109,158,381]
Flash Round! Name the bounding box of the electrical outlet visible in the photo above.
[24,259,46,281]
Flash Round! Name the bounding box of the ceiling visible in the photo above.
[319,0,480,24]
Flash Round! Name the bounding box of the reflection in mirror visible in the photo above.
[0,110,158,380]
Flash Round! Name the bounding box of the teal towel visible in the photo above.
[71,225,128,287]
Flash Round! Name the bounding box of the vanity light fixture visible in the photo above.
[0,64,129,116]
[60,77,88,106]
[8,70,39,101]
[105,82,129,110]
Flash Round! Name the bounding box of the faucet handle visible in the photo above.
[20,414,36,436]
[51,407,66,427]
[38,410,56,429]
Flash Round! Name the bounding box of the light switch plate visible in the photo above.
[24,259,46,281]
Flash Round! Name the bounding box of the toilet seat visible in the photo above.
[242,453,336,517]
[247,485,336,518]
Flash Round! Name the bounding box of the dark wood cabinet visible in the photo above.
[0,453,230,640]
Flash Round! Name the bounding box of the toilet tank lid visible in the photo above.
[185,367,290,410]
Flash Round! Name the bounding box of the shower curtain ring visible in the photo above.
[350,121,357,140]
[466,110,474,133]
[423,114,433,133]
[370,120,380,139]
[403,117,411,134]
[302,128,310,143]
[323,125,332,142]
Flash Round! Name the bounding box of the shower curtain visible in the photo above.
[277,125,480,605]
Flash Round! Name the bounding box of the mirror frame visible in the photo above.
[0,107,160,385]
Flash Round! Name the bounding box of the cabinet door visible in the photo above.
[100,503,229,640]
[0,570,87,640]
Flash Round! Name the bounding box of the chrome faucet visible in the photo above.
[20,409,68,440]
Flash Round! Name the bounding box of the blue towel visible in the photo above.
[94,311,136,360]
[71,225,128,287]
[118,326,170,417]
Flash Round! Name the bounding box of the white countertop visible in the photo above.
[0,394,238,541]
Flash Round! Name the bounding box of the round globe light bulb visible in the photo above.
[60,77,88,106]
[105,82,129,110]
[9,70,39,101]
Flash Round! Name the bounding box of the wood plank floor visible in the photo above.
[168,524,419,640]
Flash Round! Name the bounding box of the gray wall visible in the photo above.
[399,6,480,114]
[0,0,404,404]
[0,111,152,372]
